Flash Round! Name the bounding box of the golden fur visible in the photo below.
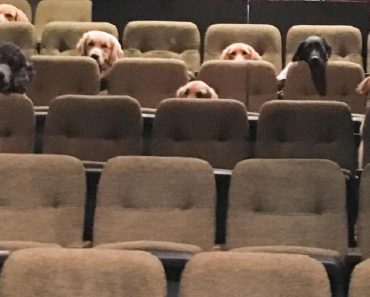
[0,4,29,23]
[220,42,261,61]
[176,80,218,99]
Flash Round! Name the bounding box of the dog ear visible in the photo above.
[292,42,305,61]
[220,46,231,60]
[76,33,89,55]
[176,85,187,98]
[208,86,219,99]
[108,37,124,65]
[15,8,29,22]
[250,47,262,60]
[323,38,332,58]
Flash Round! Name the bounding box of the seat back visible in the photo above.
[226,159,348,257]
[349,258,370,297]
[204,24,282,71]
[284,61,366,114]
[40,21,118,55]
[357,165,370,258]
[286,25,363,66]
[0,23,36,55]
[179,252,330,297]
[150,98,251,169]
[123,21,201,73]
[27,56,100,107]
[256,100,356,173]
[0,94,34,153]
[367,33,370,73]
[360,109,370,167]
[0,154,85,246]
[107,58,188,109]
[198,60,277,112]
[0,248,166,297]
[93,156,215,250]
[43,95,143,162]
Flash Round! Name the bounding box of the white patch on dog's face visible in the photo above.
[0,63,12,89]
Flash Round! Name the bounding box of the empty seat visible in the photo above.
[150,98,251,169]
[284,61,366,114]
[0,248,166,297]
[93,156,215,253]
[34,0,92,40]
[256,100,356,173]
[179,252,330,297]
[42,95,143,162]
[0,0,32,22]
[360,109,370,168]
[0,154,85,251]
[286,25,363,67]
[357,165,370,258]
[349,258,370,297]
[204,24,282,71]
[0,94,34,153]
[368,33,370,73]
[226,159,348,259]
[40,21,118,55]
[0,23,36,56]
[27,56,100,108]
[198,60,277,112]
[123,21,201,73]
[106,58,188,109]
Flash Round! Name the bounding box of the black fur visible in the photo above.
[293,36,332,96]
[0,42,34,93]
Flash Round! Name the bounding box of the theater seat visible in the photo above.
[0,23,36,56]
[349,258,370,297]
[357,165,370,259]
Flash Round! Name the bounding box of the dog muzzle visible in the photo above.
[0,63,12,90]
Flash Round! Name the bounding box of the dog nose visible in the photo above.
[90,54,99,61]
[309,56,322,66]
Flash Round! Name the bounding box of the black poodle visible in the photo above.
[0,41,34,94]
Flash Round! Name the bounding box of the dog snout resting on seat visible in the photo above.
[220,43,262,61]
[0,4,29,23]
[176,80,218,99]
[77,31,124,79]
[0,42,34,94]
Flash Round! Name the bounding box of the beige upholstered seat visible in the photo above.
[0,248,166,297]
[123,21,201,73]
[360,109,370,168]
[93,156,215,252]
[256,100,356,173]
[27,56,100,107]
[204,24,282,71]
[286,25,363,67]
[150,98,251,169]
[40,21,118,55]
[34,0,92,40]
[198,60,277,112]
[226,159,348,259]
[367,34,370,73]
[0,154,85,251]
[0,0,32,22]
[42,95,143,162]
[0,94,34,153]
[106,58,188,109]
[349,258,370,297]
[179,252,330,297]
[0,23,36,56]
[284,61,367,114]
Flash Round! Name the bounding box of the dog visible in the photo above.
[76,31,124,79]
[356,77,370,96]
[176,80,218,99]
[0,4,29,23]
[0,42,34,94]
[277,36,332,96]
[220,42,262,61]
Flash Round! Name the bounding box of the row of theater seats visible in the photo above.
[3,20,368,73]
[22,55,367,113]
[2,153,370,296]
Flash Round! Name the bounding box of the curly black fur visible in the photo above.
[0,42,34,93]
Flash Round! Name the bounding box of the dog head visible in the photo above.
[176,81,218,99]
[356,77,370,96]
[0,42,34,94]
[76,31,124,71]
[0,4,29,23]
[220,42,261,61]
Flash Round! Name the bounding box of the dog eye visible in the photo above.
[229,51,236,56]
[101,43,108,49]
[87,41,95,47]
[241,50,247,55]
[5,13,13,19]
[184,89,190,96]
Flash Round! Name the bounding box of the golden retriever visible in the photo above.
[76,31,124,78]
[356,77,370,96]
[0,4,29,23]
[221,42,261,61]
[176,80,218,99]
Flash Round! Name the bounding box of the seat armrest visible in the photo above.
[68,241,92,248]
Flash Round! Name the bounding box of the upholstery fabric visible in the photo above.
[285,25,363,66]
[226,159,348,258]
[359,109,370,167]
[0,241,60,251]
[0,94,34,153]
[367,34,370,73]
[204,24,282,71]
[123,21,200,73]
[106,58,188,109]
[93,156,215,251]
[349,258,370,297]
[42,95,142,162]
[150,98,251,169]
[40,21,118,55]
[0,23,36,56]
[27,56,100,106]
[357,165,370,258]
[0,154,85,247]
[198,60,277,112]
[179,252,330,297]
[284,61,366,114]
[0,248,166,297]
[256,100,356,173]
